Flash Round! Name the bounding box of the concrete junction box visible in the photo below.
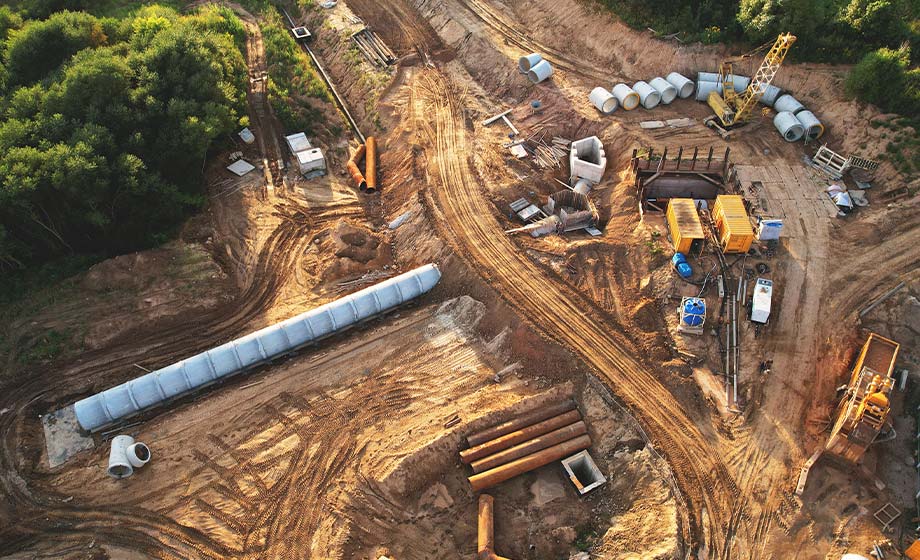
[569,136,607,184]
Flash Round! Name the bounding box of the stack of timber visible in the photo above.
[461,400,592,491]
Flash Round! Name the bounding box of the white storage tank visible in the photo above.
[751,278,773,324]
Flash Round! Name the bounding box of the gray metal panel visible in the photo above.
[72,264,442,432]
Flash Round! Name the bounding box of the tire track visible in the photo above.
[410,69,739,556]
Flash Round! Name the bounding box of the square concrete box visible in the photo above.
[569,136,607,184]
[295,148,326,176]
[561,450,606,495]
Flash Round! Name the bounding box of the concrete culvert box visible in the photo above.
[633,80,661,109]
[612,84,640,110]
[589,87,618,114]
[649,77,677,104]
[774,111,805,142]
[527,59,553,83]
[561,450,606,494]
[665,72,694,98]
[518,53,542,72]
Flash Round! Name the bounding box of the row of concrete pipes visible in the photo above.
[460,400,592,492]
[589,72,695,114]
[695,72,824,142]
[347,136,378,192]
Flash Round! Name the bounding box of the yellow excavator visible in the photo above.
[703,33,797,138]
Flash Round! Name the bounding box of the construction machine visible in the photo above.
[825,333,900,463]
[703,33,797,138]
[796,333,900,496]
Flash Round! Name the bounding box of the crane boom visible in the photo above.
[705,33,796,130]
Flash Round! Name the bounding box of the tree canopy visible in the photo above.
[0,6,247,269]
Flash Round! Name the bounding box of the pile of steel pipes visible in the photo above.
[347,136,378,193]
[461,400,592,492]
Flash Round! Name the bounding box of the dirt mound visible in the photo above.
[315,220,393,286]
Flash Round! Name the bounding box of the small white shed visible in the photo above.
[751,278,773,324]
[285,132,312,154]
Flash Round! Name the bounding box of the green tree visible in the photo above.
[845,44,911,109]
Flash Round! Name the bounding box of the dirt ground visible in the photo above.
[1,0,919,559]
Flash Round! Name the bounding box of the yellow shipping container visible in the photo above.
[713,195,754,254]
[666,198,705,254]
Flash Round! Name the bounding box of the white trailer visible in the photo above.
[751,278,773,324]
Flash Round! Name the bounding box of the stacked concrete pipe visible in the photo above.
[633,80,661,109]
[589,87,618,114]
[773,111,805,141]
[612,84,640,110]
[518,53,542,73]
[665,72,695,98]
[649,77,678,104]
[527,59,553,83]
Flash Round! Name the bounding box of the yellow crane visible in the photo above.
[703,33,796,136]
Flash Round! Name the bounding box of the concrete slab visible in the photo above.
[42,405,94,468]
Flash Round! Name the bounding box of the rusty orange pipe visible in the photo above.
[347,144,367,190]
[365,136,377,193]
[478,494,513,560]
[467,400,576,447]
[468,434,592,492]
[470,421,587,474]
[460,409,581,464]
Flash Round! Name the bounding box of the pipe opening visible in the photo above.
[108,464,132,478]
[132,443,150,462]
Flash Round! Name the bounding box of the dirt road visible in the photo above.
[407,69,741,555]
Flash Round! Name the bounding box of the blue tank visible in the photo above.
[682,297,706,327]
[676,262,692,278]
[671,252,687,267]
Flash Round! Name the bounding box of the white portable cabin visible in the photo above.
[751,278,773,324]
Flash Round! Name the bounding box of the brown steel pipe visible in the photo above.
[365,136,377,193]
[470,420,587,474]
[477,494,513,560]
[468,434,592,492]
[460,409,581,464]
[467,400,576,447]
[347,144,367,190]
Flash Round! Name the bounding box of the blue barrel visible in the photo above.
[671,252,687,267]
[676,262,692,278]
[682,297,705,326]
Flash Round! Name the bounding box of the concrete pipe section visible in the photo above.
[697,71,721,83]
[527,59,553,84]
[108,435,135,478]
[589,87,618,114]
[774,94,805,115]
[727,74,751,92]
[796,110,825,140]
[518,53,542,73]
[633,80,661,109]
[759,84,783,106]
[127,442,151,468]
[773,111,805,142]
[695,80,721,102]
[74,264,443,432]
[666,72,694,98]
[649,77,677,104]
[611,83,640,110]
